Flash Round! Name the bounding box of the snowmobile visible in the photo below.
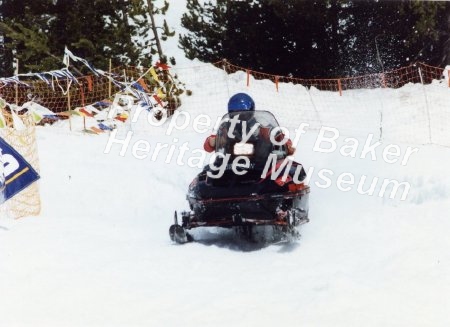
[169,110,310,244]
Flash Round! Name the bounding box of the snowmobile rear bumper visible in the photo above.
[183,187,310,230]
[182,214,309,229]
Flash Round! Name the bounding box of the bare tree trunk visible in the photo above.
[146,0,164,61]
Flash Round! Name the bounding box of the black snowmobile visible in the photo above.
[169,110,310,244]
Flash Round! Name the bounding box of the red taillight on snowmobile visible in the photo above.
[288,183,306,192]
[274,175,293,186]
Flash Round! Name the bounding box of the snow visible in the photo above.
[1,64,449,326]
[1,3,450,325]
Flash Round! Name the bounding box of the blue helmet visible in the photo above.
[227,93,255,112]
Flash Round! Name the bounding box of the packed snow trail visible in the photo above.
[1,75,450,326]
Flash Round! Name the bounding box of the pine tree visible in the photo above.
[180,0,352,78]
[130,0,176,65]
[401,1,450,67]
[180,0,450,78]
[341,1,450,75]
[180,0,292,74]
[0,0,178,75]
[48,0,147,71]
[0,0,55,74]
[179,0,226,63]
[269,0,350,77]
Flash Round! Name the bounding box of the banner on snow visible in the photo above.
[0,136,40,203]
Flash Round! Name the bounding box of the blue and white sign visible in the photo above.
[0,137,40,203]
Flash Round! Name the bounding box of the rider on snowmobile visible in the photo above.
[203,93,295,156]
